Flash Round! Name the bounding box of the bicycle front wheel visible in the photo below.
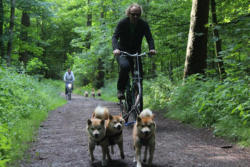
[132,81,143,120]
[120,99,129,122]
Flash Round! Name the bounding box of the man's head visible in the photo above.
[68,68,71,74]
[126,3,143,24]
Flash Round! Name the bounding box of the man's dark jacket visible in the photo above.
[112,17,155,54]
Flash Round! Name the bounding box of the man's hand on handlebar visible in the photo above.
[113,49,156,56]
[149,49,156,55]
[113,49,120,56]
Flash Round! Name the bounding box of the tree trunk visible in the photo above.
[96,58,105,88]
[210,0,226,80]
[85,0,92,50]
[19,11,30,65]
[6,0,15,66]
[183,0,210,78]
[0,0,4,61]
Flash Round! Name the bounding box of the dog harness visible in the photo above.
[108,131,123,145]
[95,135,107,145]
[139,133,153,146]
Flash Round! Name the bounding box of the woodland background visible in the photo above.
[0,0,249,166]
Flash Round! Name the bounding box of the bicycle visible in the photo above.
[118,51,149,126]
[65,81,73,100]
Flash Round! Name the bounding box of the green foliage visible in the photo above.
[99,79,118,102]
[26,57,48,77]
[165,74,249,145]
[144,74,173,110]
[0,125,11,167]
[0,67,65,166]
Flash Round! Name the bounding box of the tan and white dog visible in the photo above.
[86,106,109,166]
[91,88,95,98]
[92,106,125,160]
[84,91,89,97]
[133,109,156,167]
[106,114,125,160]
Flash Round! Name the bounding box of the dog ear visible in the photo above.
[109,114,113,120]
[87,119,92,125]
[91,112,95,118]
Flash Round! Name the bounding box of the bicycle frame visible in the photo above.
[119,51,148,125]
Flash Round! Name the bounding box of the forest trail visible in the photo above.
[20,94,250,167]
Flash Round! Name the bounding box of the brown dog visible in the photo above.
[91,88,95,98]
[86,106,109,166]
[133,109,156,167]
[92,106,125,160]
[106,114,125,160]
[84,91,89,97]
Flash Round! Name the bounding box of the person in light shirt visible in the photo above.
[63,68,75,95]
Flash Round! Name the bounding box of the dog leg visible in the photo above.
[118,142,125,159]
[107,146,112,161]
[135,145,142,167]
[88,143,95,162]
[101,145,108,166]
[148,144,155,167]
[143,146,148,163]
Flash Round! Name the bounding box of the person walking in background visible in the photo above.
[112,3,156,99]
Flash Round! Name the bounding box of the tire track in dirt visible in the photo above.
[19,94,250,167]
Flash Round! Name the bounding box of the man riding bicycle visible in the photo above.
[63,68,75,95]
[112,3,156,101]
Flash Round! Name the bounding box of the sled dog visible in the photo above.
[133,108,156,167]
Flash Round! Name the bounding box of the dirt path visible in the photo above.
[20,94,250,167]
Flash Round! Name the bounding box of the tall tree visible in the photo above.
[19,11,30,65]
[0,0,4,61]
[95,0,106,88]
[210,0,226,79]
[85,0,92,49]
[6,0,16,66]
[183,0,210,78]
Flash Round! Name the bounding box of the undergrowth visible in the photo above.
[0,67,66,167]
[86,74,250,147]
[143,74,250,146]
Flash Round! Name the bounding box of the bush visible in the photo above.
[0,67,65,166]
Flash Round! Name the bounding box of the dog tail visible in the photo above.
[139,108,153,118]
[93,106,109,120]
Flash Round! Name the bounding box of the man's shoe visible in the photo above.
[117,90,125,99]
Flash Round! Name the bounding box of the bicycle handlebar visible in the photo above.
[120,51,149,57]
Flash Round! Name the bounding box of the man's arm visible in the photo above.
[72,72,75,81]
[63,72,67,81]
[144,22,155,51]
[112,20,123,51]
